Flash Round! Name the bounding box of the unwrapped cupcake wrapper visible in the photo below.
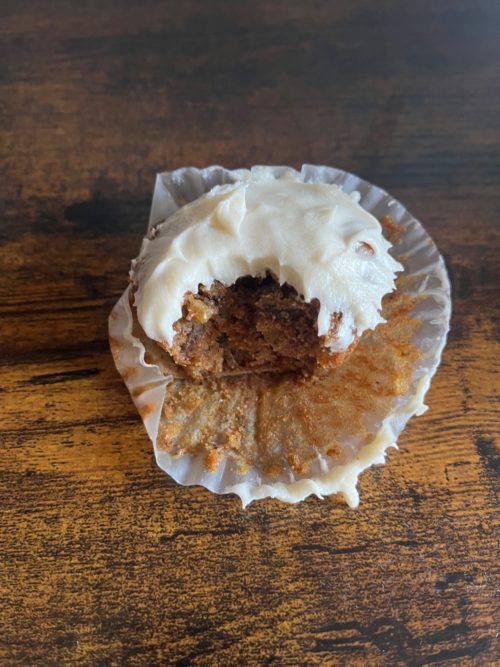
[109,165,451,506]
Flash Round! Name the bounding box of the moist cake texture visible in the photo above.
[161,273,351,381]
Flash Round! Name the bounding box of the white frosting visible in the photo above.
[134,169,402,352]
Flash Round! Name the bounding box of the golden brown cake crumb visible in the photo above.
[160,273,348,381]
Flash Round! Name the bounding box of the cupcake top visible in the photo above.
[133,168,402,352]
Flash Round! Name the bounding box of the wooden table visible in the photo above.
[1,1,499,665]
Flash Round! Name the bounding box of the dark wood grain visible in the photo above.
[1,1,499,665]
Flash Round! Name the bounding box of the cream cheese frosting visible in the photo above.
[133,169,403,352]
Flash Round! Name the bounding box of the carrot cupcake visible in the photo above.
[109,165,451,505]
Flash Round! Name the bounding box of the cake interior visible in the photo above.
[156,275,421,476]
[159,273,348,380]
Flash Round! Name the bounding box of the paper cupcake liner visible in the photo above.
[109,165,451,506]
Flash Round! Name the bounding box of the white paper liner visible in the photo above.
[109,165,451,507]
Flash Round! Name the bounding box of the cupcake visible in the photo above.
[109,165,451,506]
